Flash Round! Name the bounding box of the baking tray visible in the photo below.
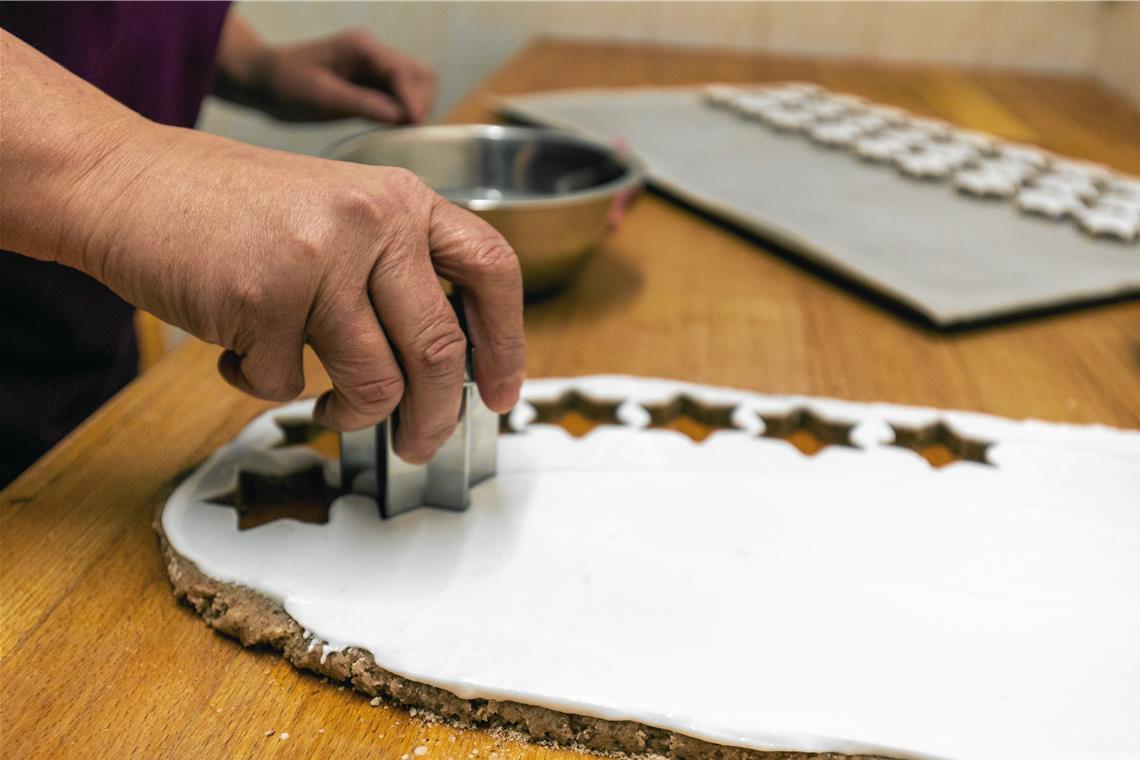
[499,87,1140,326]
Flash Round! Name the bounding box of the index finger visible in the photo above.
[427,197,525,412]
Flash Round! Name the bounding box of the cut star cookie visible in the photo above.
[730,93,783,119]
[864,103,909,124]
[878,126,932,148]
[924,141,979,169]
[1050,158,1114,186]
[1035,172,1099,202]
[846,113,889,133]
[999,143,1051,169]
[974,157,1040,183]
[1096,193,1140,220]
[1016,186,1083,220]
[951,129,998,155]
[855,134,912,162]
[760,107,818,132]
[896,147,955,179]
[907,116,952,138]
[1075,205,1139,242]
[802,99,850,121]
[955,168,1021,198]
[808,120,867,147]
[1104,176,1140,206]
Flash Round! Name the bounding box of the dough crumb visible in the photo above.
[409,708,418,717]
[318,728,325,734]
[263,669,270,675]
[264,729,274,737]
[414,746,428,756]
[279,732,290,741]
[369,697,382,707]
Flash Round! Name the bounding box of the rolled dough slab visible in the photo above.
[158,376,1140,760]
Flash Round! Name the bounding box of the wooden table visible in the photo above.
[3,39,1138,759]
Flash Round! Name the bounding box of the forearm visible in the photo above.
[0,29,157,271]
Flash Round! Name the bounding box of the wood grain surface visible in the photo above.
[3,39,1139,759]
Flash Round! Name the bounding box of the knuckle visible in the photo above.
[412,319,467,379]
[348,373,405,414]
[466,236,519,281]
[382,167,428,198]
[328,186,386,228]
[229,278,272,325]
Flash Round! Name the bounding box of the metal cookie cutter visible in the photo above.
[339,295,498,519]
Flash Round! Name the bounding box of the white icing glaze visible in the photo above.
[1016,186,1081,219]
[895,149,953,179]
[162,377,1140,760]
[802,99,850,121]
[760,107,817,132]
[954,168,1019,198]
[1075,205,1139,242]
[808,121,866,147]
[1036,172,1099,201]
[855,135,911,163]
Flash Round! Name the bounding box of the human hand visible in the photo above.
[66,125,523,463]
[216,23,437,125]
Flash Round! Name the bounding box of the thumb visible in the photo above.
[310,71,405,123]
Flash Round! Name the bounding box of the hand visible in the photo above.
[216,22,437,125]
[66,125,524,463]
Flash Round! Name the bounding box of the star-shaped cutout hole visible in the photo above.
[889,421,993,468]
[208,463,337,530]
[525,390,623,438]
[274,416,340,459]
[760,408,855,456]
[641,395,738,443]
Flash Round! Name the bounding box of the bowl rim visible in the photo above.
[324,124,647,211]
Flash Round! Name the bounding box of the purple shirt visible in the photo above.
[0,2,231,486]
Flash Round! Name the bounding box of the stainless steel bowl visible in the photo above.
[326,124,646,294]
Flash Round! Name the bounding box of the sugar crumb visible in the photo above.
[414,746,428,757]
[370,697,382,707]
[279,732,290,741]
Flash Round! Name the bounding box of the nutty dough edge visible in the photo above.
[155,515,888,760]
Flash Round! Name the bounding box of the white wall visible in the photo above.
[198,1,1136,156]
